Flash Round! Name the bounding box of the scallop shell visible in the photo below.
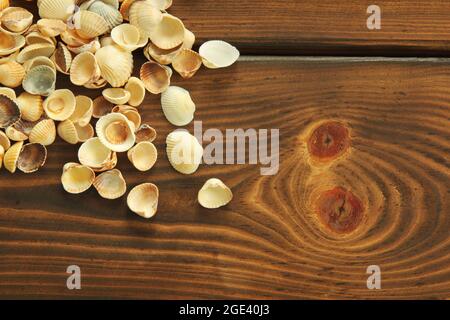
[29,118,56,146]
[16,92,43,122]
[166,130,203,174]
[5,124,27,141]
[22,65,56,96]
[43,89,76,121]
[199,40,240,69]
[39,0,76,20]
[0,93,20,128]
[17,142,47,173]
[149,14,185,50]
[182,29,196,50]
[88,1,123,31]
[78,137,117,171]
[3,140,22,172]
[99,35,114,47]
[0,87,14,99]
[92,95,114,118]
[102,88,131,105]
[51,42,72,74]
[95,45,133,87]
[25,31,55,46]
[111,23,147,52]
[70,51,100,86]
[0,129,11,150]
[124,76,145,107]
[37,19,67,37]
[112,105,141,130]
[61,162,95,194]
[16,43,55,64]
[0,60,24,87]
[0,7,33,35]
[96,113,135,152]
[128,0,162,38]
[172,49,202,79]
[198,178,233,209]
[149,0,172,10]
[0,31,25,56]
[69,95,92,126]
[23,56,56,74]
[73,10,109,39]
[127,141,157,172]
[135,124,156,143]
[57,119,79,144]
[93,169,127,199]
[127,183,159,219]
[161,86,195,126]
[143,41,180,65]
[140,61,171,94]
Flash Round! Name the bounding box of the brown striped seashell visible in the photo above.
[92,95,114,118]
[17,142,47,173]
[93,169,127,199]
[0,93,20,128]
[127,183,159,219]
[140,61,172,94]
[51,42,72,74]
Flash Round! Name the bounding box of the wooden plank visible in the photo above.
[13,0,450,56]
[0,56,448,299]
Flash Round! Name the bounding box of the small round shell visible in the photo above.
[102,88,131,105]
[140,61,171,94]
[166,130,203,175]
[69,95,93,126]
[75,122,94,142]
[127,183,159,219]
[198,178,233,209]
[110,23,147,52]
[39,0,76,20]
[199,40,240,69]
[128,0,162,38]
[57,119,78,144]
[95,45,133,87]
[149,13,185,50]
[93,169,127,199]
[16,43,56,64]
[73,10,109,39]
[0,129,11,151]
[111,105,141,130]
[43,89,76,121]
[70,51,100,86]
[0,7,33,35]
[143,41,180,65]
[29,118,56,146]
[0,87,15,100]
[22,65,56,96]
[135,124,156,143]
[161,86,195,126]
[78,137,117,171]
[88,1,123,31]
[0,61,25,87]
[51,42,72,74]
[0,93,20,128]
[61,162,95,194]
[92,95,114,118]
[23,56,56,73]
[172,49,202,79]
[17,142,47,173]
[3,140,23,173]
[124,77,145,107]
[127,141,157,171]
[16,92,44,122]
[0,31,25,56]
[25,31,55,46]
[96,113,136,152]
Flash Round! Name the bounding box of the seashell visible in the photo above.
[0,87,14,99]
[101,0,120,10]
[143,41,180,65]
[102,88,131,105]
[3,140,22,173]
[172,49,202,79]
[127,141,157,172]
[17,142,47,173]
[70,51,100,86]
[0,7,33,35]
[60,28,90,47]
[182,29,196,50]
[119,0,136,21]
[96,113,135,152]
[112,105,141,130]
[67,38,100,55]
[93,169,127,199]
[70,95,92,126]
[23,56,56,74]
[99,35,114,47]
[61,162,95,194]
[149,14,185,50]
[37,19,67,37]
[16,43,55,64]
[16,92,43,122]
[22,65,56,96]
[39,0,76,20]
[74,122,94,142]
[95,45,133,87]
[166,130,203,174]
[5,125,27,141]
[78,0,96,10]
[128,0,162,38]
[0,31,25,56]
[88,1,123,31]
[149,0,172,10]
[111,23,147,52]
[73,10,109,39]
[161,86,195,126]
[83,76,107,89]
[0,94,20,128]
[57,119,79,144]
[0,60,24,87]
[0,0,9,12]
[198,178,233,209]
[25,31,55,46]
[43,89,76,121]
[51,42,72,74]
[78,137,116,171]
[199,40,240,69]
[0,129,10,151]
[29,118,56,146]
[140,61,171,94]
[92,96,114,118]
[124,76,145,107]
[127,183,159,219]
[135,124,156,143]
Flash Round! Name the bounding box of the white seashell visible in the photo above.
[140,61,171,94]
[39,0,76,20]
[29,118,56,146]
[88,1,123,31]
[124,76,145,107]
[161,86,195,126]
[0,31,25,56]
[95,45,133,87]
[22,65,56,96]
[149,13,185,50]
[3,140,23,173]
[102,88,131,105]
[43,89,76,121]
[16,92,44,122]
[172,49,202,79]
[127,141,157,171]
[93,169,127,199]
[198,178,233,209]
[127,183,159,219]
[16,43,55,64]
[128,0,162,38]
[17,142,47,173]
[199,40,240,69]
[70,95,93,126]
[70,51,100,86]
[166,130,203,174]
[110,23,147,52]
[61,162,95,194]
[78,137,116,171]
[73,10,109,39]
[96,113,135,152]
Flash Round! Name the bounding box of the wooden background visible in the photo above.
[0,1,448,299]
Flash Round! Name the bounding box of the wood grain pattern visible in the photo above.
[0,56,449,299]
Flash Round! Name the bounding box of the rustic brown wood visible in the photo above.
[0,56,449,299]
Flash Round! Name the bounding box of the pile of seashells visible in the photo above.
[0,0,238,218]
